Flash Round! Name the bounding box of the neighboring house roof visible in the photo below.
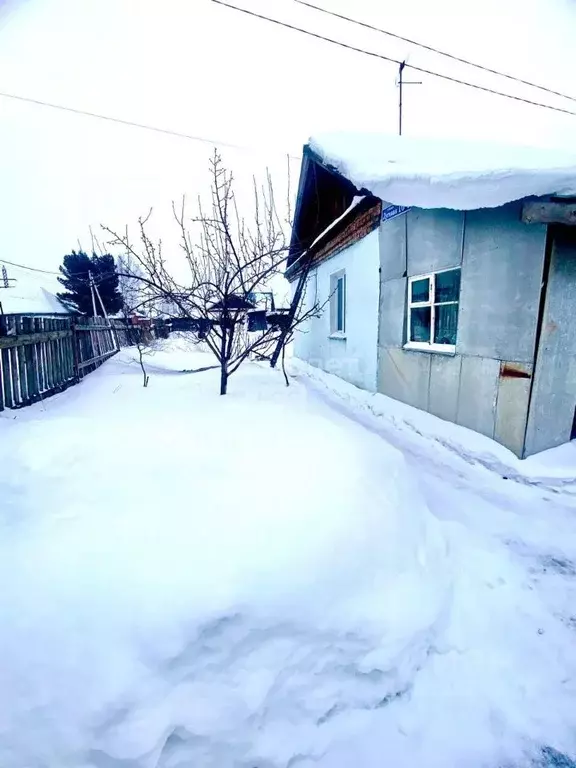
[1,286,71,316]
[0,266,71,315]
[308,133,576,211]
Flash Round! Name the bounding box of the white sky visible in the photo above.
[0,0,575,283]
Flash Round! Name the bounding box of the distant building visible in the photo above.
[286,134,576,458]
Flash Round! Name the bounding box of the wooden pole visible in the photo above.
[89,271,98,318]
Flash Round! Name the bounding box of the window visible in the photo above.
[407,268,460,349]
[330,270,346,335]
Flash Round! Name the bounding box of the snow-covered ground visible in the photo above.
[1,340,575,768]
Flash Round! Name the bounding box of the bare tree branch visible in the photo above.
[102,151,325,394]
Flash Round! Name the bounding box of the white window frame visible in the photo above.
[329,270,346,338]
[405,267,460,354]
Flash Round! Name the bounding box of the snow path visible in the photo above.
[1,343,575,768]
[296,372,576,640]
[296,372,576,768]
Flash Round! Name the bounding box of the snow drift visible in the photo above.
[309,132,576,210]
[0,353,449,767]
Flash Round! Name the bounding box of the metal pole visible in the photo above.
[399,60,405,136]
[397,61,421,136]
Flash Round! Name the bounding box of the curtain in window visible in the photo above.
[434,303,458,345]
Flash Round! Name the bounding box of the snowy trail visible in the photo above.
[291,371,576,766]
[1,345,576,768]
[296,371,576,644]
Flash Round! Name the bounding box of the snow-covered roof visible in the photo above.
[308,133,576,211]
[1,286,70,315]
[0,265,71,315]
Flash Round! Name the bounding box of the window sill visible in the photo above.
[329,332,347,340]
[403,342,456,356]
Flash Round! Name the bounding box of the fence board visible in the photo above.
[22,317,37,402]
[0,316,10,409]
[34,319,45,394]
[16,318,29,405]
[0,315,6,411]
[8,318,19,406]
[0,339,3,412]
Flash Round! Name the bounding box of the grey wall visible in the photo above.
[458,206,546,362]
[377,201,548,457]
[525,228,576,456]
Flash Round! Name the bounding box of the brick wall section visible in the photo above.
[288,199,382,280]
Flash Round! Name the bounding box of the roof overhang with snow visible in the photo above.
[307,133,576,212]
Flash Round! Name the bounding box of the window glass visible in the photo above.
[410,307,431,342]
[434,303,458,345]
[336,277,345,331]
[435,269,460,303]
[330,271,346,334]
[411,277,430,304]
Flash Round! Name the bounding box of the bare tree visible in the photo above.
[135,341,150,388]
[115,249,154,386]
[103,150,325,395]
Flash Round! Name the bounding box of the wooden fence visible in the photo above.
[0,316,118,411]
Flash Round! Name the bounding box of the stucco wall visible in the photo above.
[377,202,548,457]
[294,229,380,391]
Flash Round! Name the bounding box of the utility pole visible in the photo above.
[2,266,8,288]
[398,60,422,136]
[93,276,119,352]
[89,271,98,318]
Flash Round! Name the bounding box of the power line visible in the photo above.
[294,0,576,105]
[0,257,115,284]
[0,90,302,160]
[212,0,576,117]
[0,258,59,276]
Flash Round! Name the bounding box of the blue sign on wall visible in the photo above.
[382,204,411,222]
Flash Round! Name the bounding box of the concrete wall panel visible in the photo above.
[457,356,500,438]
[379,210,407,281]
[525,230,576,456]
[458,203,546,362]
[429,354,462,423]
[494,363,533,457]
[406,209,464,277]
[379,277,406,348]
[378,348,431,411]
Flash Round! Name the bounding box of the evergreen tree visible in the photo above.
[57,251,123,316]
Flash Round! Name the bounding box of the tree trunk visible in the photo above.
[220,325,228,395]
[281,342,289,387]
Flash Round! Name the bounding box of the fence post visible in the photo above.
[22,317,37,402]
[14,317,29,405]
[7,317,19,406]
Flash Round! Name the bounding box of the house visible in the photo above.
[286,133,576,458]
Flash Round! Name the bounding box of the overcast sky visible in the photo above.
[0,0,575,288]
